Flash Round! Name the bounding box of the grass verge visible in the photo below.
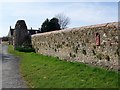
[8,45,119,88]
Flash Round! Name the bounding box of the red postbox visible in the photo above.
[95,33,100,46]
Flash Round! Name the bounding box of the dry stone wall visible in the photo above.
[31,22,119,71]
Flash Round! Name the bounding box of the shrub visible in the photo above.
[16,46,35,52]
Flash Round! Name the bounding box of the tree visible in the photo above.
[49,18,61,31]
[55,13,70,29]
[41,18,49,32]
[40,18,61,33]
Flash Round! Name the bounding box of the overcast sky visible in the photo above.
[0,0,118,37]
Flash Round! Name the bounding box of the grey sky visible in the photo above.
[0,1,118,37]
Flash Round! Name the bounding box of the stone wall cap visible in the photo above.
[32,22,118,37]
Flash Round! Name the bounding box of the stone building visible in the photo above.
[8,20,40,49]
[8,26,14,45]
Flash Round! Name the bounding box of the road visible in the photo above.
[1,43,27,88]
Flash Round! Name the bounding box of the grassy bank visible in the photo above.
[8,45,119,88]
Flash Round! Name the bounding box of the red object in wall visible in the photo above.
[95,33,100,46]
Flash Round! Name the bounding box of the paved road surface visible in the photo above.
[1,43,27,88]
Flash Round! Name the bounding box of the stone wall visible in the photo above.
[31,22,119,71]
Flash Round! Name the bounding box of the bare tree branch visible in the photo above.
[55,13,70,29]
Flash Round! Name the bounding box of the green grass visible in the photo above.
[8,45,119,88]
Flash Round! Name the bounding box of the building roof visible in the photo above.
[8,28,14,37]
[8,28,41,37]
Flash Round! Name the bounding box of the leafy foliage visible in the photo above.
[49,18,61,31]
[15,46,35,52]
[41,18,61,33]
[41,18,49,32]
